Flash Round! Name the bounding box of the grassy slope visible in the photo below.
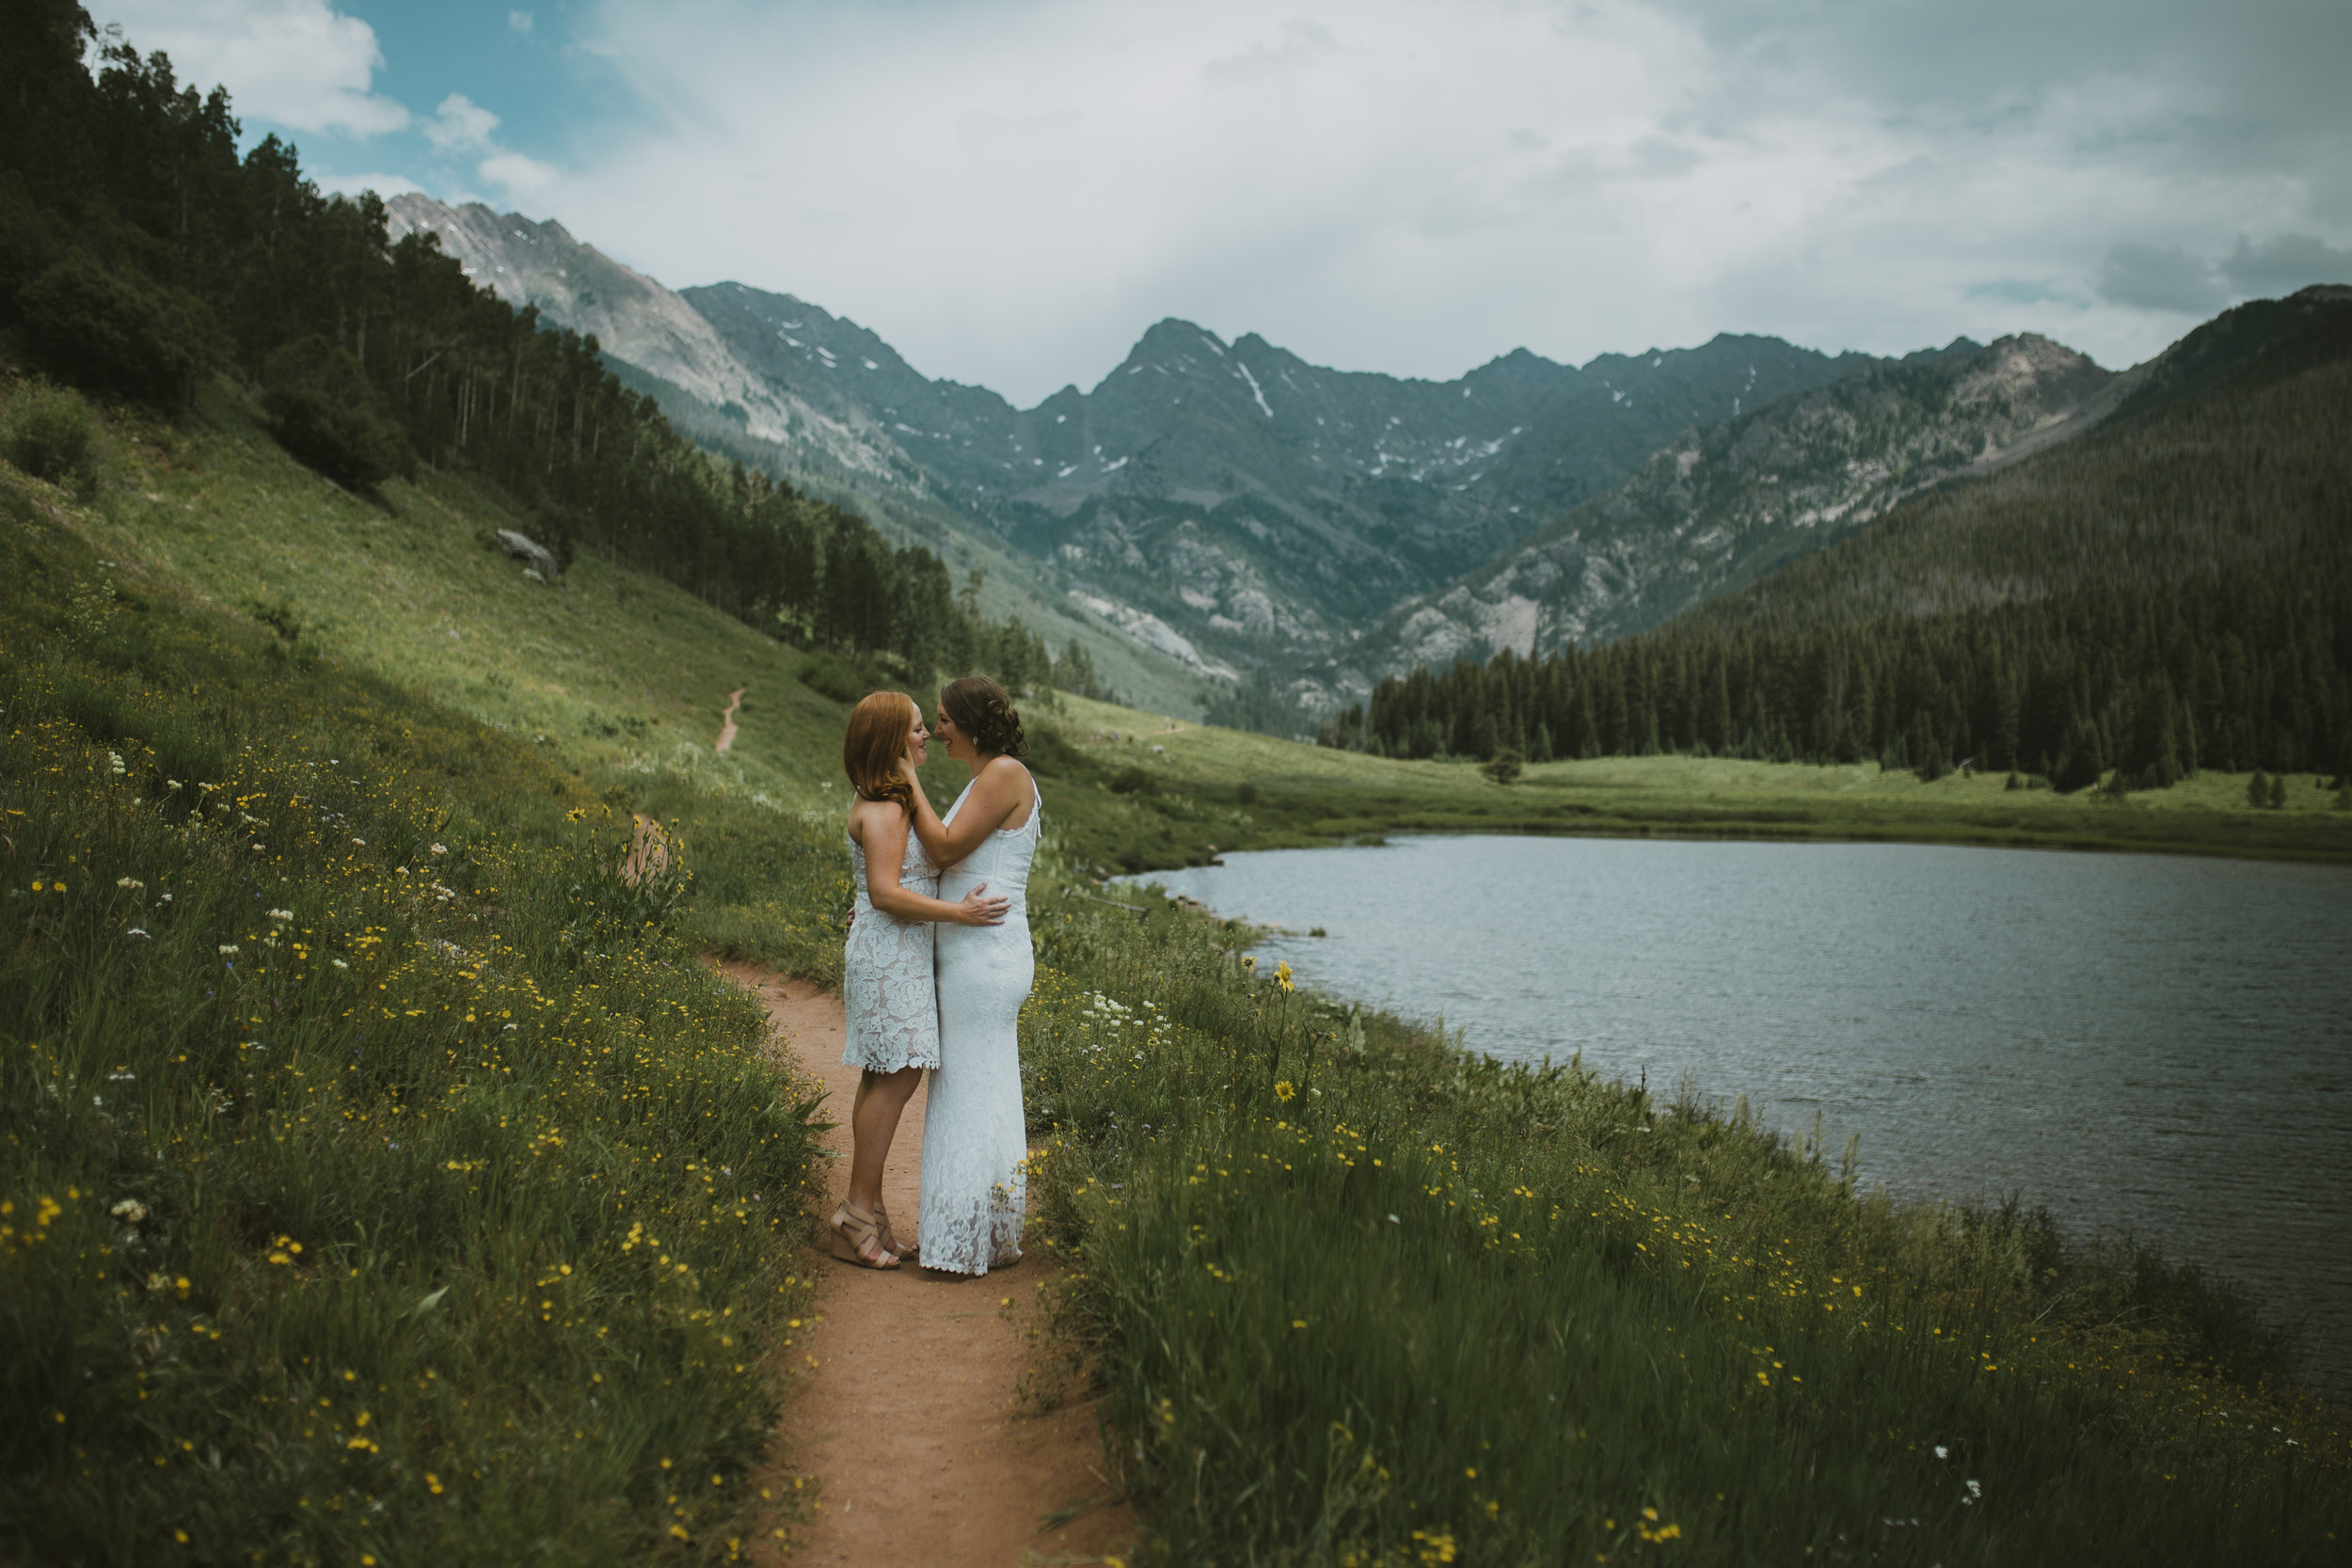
[0,423,836,1560]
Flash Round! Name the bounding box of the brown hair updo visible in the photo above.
[938,675,1026,758]
[842,691,918,810]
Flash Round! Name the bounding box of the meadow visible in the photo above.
[1025,695,2352,873]
[1,419,832,1562]
[5,376,2346,1564]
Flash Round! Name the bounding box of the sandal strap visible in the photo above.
[833,1201,887,1258]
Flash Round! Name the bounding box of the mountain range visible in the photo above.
[383,194,2260,723]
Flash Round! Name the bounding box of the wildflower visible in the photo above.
[430,843,448,855]
[331,958,349,969]
[1275,1080,1296,1102]
[127,927,151,939]
[267,909,293,922]
[1242,955,1257,973]
[218,944,239,956]
[108,752,126,774]
[351,837,366,847]
[111,1199,149,1224]
[1276,960,1295,992]
[117,877,144,889]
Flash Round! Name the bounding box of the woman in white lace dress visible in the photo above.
[899,675,1041,1276]
[836,692,1007,1270]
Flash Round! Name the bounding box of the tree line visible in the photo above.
[1322,314,2352,790]
[0,3,1095,698]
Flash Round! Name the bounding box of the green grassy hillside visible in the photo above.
[1,411,836,1560]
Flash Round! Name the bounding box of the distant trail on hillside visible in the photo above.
[716,688,745,753]
[715,963,1137,1567]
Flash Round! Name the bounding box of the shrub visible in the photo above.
[261,335,413,491]
[1480,746,1524,785]
[0,379,96,485]
[796,652,873,706]
[18,255,216,404]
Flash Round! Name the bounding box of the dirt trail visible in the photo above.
[716,688,745,753]
[720,963,1137,1567]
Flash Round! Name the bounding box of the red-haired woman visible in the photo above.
[898,675,1041,1275]
[835,691,1007,1269]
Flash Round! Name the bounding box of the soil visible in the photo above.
[716,687,745,753]
[718,963,1138,1567]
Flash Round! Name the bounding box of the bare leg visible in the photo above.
[847,1066,921,1215]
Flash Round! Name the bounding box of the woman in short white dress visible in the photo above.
[835,691,1006,1269]
[899,675,1041,1276]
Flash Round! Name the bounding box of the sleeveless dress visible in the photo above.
[841,810,942,1072]
[917,776,1041,1275]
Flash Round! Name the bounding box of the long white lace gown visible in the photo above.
[841,812,941,1072]
[918,778,1041,1275]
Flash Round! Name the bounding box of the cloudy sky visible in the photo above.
[93,0,2352,406]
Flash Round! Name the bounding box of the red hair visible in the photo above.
[842,691,917,811]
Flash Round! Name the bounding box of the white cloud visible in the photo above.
[144,0,2337,400]
[517,0,2347,400]
[310,167,424,199]
[423,93,502,154]
[480,150,562,198]
[92,0,407,137]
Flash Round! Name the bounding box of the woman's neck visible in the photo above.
[961,750,999,780]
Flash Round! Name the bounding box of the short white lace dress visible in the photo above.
[841,809,942,1073]
[917,778,1041,1275]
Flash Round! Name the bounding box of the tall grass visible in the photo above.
[1018,890,2349,1565]
[0,487,826,1563]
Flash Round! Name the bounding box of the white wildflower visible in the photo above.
[267,908,294,922]
[111,1199,147,1223]
[117,876,143,889]
[218,943,239,956]
[108,752,126,774]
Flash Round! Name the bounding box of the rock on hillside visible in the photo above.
[1331,333,2116,689]
[384,196,919,493]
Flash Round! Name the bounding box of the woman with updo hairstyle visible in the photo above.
[832,691,1007,1269]
[898,675,1041,1275]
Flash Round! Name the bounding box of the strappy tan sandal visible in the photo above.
[874,1202,918,1262]
[828,1201,898,1269]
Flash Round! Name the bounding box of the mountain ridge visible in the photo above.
[383,192,2157,723]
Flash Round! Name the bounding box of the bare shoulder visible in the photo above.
[847,796,909,846]
[982,755,1037,827]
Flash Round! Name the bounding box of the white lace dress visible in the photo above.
[917,778,1040,1275]
[841,811,942,1072]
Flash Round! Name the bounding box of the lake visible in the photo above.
[1135,836,2352,1390]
